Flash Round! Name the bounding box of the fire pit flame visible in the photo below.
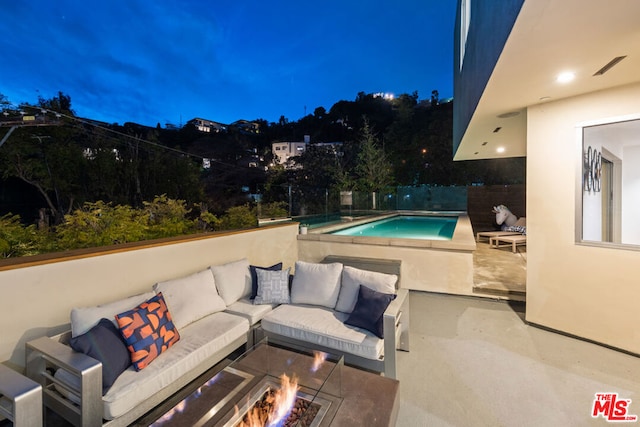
[311,351,328,373]
[238,374,300,427]
[268,374,299,426]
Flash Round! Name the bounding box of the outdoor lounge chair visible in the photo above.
[489,234,527,253]
[476,230,522,242]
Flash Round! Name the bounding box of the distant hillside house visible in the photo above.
[272,141,307,166]
[272,135,343,168]
[230,120,260,134]
[189,118,227,133]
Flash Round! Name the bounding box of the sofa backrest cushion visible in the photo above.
[70,291,156,338]
[153,268,226,330]
[211,258,252,306]
[335,266,398,313]
[290,261,343,309]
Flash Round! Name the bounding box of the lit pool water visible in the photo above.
[329,215,457,240]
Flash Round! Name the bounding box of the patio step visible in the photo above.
[472,284,526,302]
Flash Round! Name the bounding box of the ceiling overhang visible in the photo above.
[454,0,640,161]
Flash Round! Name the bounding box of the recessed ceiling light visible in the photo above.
[557,71,575,83]
[496,147,505,153]
[539,96,552,102]
[482,141,488,146]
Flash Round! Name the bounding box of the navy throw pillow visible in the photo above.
[69,318,131,394]
[344,285,396,339]
[249,262,283,299]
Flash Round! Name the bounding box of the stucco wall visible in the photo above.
[298,239,473,296]
[0,224,299,368]
[298,214,476,296]
[526,82,640,354]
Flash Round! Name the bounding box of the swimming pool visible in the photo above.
[330,215,457,240]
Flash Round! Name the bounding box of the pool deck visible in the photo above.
[300,211,476,252]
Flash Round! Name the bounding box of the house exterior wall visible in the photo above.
[0,224,299,368]
[526,82,640,354]
[272,142,307,165]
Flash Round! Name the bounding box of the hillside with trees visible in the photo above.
[0,90,524,256]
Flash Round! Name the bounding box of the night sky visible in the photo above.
[1,1,456,127]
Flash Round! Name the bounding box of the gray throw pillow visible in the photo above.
[249,262,283,299]
[254,267,291,305]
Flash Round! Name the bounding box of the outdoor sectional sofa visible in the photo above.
[25,256,409,427]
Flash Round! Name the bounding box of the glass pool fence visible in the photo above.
[256,185,468,229]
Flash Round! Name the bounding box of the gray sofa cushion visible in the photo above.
[102,311,248,419]
[225,298,276,325]
[290,261,343,309]
[335,266,398,313]
[261,304,383,360]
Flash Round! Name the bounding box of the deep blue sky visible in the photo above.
[1,1,456,127]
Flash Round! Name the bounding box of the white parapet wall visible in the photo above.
[298,213,476,295]
[0,224,299,369]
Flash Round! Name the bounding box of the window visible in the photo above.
[460,0,471,71]
[579,117,640,248]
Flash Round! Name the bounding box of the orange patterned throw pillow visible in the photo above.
[115,293,180,371]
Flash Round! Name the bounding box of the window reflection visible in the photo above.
[582,119,640,245]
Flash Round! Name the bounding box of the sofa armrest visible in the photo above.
[382,288,410,379]
[26,336,103,427]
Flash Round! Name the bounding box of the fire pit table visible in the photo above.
[142,338,398,426]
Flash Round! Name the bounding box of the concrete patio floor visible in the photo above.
[396,291,640,426]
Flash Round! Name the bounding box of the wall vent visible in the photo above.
[593,56,627,76]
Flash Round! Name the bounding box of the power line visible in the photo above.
[8,104,261,174]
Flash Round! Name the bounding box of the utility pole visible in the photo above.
[0,109,61,148]
[0,126,17,148]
